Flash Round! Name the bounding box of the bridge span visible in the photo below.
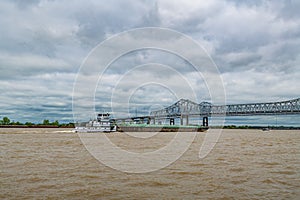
[115,98,300,126]
[150,98,300,117]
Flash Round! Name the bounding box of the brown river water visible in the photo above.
[0,128,299,199]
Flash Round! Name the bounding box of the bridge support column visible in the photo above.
[170,118,175,125]
[186,115,189,125]
[203,117,208,127]
[180,115,183,125]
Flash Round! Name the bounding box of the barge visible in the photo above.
[117,124,208,132]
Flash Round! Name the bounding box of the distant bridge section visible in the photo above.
[150,98,300,117]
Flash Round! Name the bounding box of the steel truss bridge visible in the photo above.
[116,98,300,126]
[150,98,300,117]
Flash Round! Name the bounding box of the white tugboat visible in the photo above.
[74,113,116,133]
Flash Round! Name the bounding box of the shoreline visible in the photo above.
[0,125,74,128]
[0,125,299,130]
[220,125,300,130]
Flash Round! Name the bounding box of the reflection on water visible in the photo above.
[0,128,299,199]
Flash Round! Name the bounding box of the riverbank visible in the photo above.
[1,124,299,130]
[221,125,300,130]
[0,124,74,128]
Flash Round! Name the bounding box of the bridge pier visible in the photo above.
[170,118,174,125]
[179,115,189,125]
[153,118,155,125]
[203,116,208,126]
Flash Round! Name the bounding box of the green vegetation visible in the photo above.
[42,119,50,125]
[223,125,249,129]
[0,116,74,128]
[1,116,10,125]
[25,122,34,126]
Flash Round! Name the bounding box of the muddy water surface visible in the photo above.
[1,128,299,199]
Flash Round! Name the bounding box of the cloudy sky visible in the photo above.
[0,0,299,123]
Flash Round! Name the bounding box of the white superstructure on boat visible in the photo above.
[74,113,116,133]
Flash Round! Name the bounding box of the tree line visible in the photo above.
[0,116,74,128]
